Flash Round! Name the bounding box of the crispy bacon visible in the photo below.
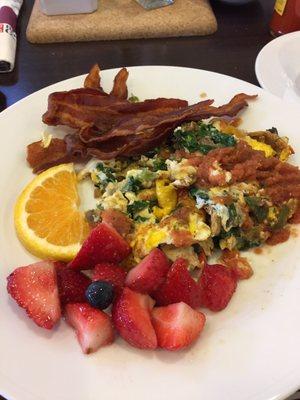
[110,67,129,99]
[28,65,257,173]
[27,138,89,173]
[84,64,102,90]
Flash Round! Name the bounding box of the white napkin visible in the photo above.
[0,0,23,73]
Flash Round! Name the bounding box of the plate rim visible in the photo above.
[1,65,300,400]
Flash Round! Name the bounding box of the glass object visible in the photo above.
[270,0,300,36]
[135,0,174,10]
[40,0,98,15]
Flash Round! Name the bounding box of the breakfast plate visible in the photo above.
[1,66,300,400]
[255,31,300,103]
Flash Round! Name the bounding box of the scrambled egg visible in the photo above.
[166,159,197,187]
[80,119,295,262]
[188,213,211,241]
[243,136,275,158]
[153,179,177,219]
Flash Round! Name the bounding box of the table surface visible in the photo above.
[0,1,299,400]
[0,0,275,110]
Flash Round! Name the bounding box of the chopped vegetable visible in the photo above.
[245,196,268,223]
[153,158,167,172]
[272,204,290,230]
[173,122,236,154]
[128,94,139,103]
[189,187,209,207]
[95,163,117,188]
[127,200,149,218]
[122,176,143,193]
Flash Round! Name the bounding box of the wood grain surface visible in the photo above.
[26,0,217,43]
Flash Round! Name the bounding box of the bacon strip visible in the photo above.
[28,65,257,173]
[27,138,89,173]
[84,64,102,90]
[110,67,129,99]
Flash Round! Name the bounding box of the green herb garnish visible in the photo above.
[135,215,148,223]
[227,203,240,228]
[95,163,117,187]
[153,158,167,172]
[245,196,268,223]
[122,176,143,193]
[189,187,210,207]
[272,205,289,230]
[128,94,140,103]
[172,122,236,154]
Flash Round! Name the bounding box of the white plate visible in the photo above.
[255,31,300,103]
[1,66,300,400]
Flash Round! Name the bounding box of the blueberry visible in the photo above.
[85,281,114,310]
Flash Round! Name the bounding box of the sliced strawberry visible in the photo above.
[92,263,126,292]
[7,260,61,329]
[125,248,170,294]
[56,267,91,306]
[198,264,237,312]
[101,209,133,237]
[112,287,157,349]
[151,302,206,351]
[65,303,114,354]
[151,258,202,309]
[68,222,131,270]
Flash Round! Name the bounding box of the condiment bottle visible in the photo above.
[270,0,300,36]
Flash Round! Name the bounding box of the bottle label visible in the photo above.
[274,0,287,16]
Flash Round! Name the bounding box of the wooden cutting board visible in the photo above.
[26,0,217,43]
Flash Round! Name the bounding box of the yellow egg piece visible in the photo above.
[153,179,177,219]
[244,136,275,158]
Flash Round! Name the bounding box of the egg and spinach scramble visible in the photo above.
[81,120,296,269]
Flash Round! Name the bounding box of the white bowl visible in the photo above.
[255,31,300,103]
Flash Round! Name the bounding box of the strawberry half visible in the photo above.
[69,222,131,270]
[92,263,126,293]
[151,258,202,309]
[56,266,91,306]
[7,260,61,329]
[151,302,206,351]
[125,248,170,294]
[65,303,114,354]
[197,264,237,312]
[112,287,157,349]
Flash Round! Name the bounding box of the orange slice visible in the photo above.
[14,163,90,261]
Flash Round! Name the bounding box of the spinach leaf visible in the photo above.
[272,205,289,230]
[128,94,139,103]
[227,203,240,228]
[189,187,210,208]
[217,227,262,250]
[153,158,167,172]
[122,176,143,193]
[245,196,268,223]
[134,215,149,223]
[127,200,149,218]
[95,163,117,186]
[211,130,236,147]
[189,187,209,201]
[172,122,236,154]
